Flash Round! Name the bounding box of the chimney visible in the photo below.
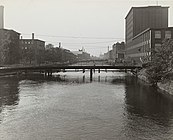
[59,42,61,48]
[32,33,34,40]
[0,6,4,29]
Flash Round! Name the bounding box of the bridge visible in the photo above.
[0,64,142,80]
[77,59,108,63]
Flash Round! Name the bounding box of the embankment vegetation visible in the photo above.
[145,39,173,86]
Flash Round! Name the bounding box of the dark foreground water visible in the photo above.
[0,71,173,140]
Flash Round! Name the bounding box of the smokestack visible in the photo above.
[32,33,34,40]
[0,6,4,29]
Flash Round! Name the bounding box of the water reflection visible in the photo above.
[124,76,173,121]
[0,77,20,107]
[0,77,20,122]
[123,76,173,139]
[19,73,64,82]
[0,72,126,117]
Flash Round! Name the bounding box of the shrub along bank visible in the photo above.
[138,39,173,95]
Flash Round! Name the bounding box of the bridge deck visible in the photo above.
[0,65,142,73]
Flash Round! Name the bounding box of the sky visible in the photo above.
[0,0,173,56]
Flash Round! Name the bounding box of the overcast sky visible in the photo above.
[1,0,173,56]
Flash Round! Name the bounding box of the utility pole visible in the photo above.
[59,42,64,63]
[108,46,110,60]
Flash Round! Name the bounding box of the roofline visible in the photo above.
[20,39,45,42]
[0,28,20,35]
[125,6,169,19]
[149,27,173,30]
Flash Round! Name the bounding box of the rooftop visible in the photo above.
[0,28,20,35]
[125,6,169,19]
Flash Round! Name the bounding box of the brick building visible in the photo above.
[0,29,20,65]
[112,42,125,61]
[20,33,45,64]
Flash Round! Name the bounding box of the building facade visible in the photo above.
[126,27,173,63]
[102,42,125,61]
[125,6,169,63]
[112,42,125,61]
[0,29,20,65]
[20,33,45,64]
[125,6,168,44]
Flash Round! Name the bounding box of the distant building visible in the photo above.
[125,6,169,63]
[103,52,109,60]
[112,42,125,60]
[99,53,105,59]
[72,50,90,61]
[63,49,77,63]
[0,29,20,64]
[20,33,45,64]
[102,42,125,62]
[0,6,4,29]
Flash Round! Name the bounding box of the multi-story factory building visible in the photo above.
[20,33,45,64]
[125,6,170,63]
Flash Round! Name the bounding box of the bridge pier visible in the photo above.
[83,69,85,73]
[98,69,100,73]
[45,70,53,76]
[48,71,51,76]
[98,76,100,82]
[90,69,93,81]
[44,71,47,76]
[83,75,85,82]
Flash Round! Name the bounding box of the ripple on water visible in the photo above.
[0,72,173,140]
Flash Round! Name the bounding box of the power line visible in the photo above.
[21,33,123,49]
[66,46,110,49]
[21,33,124,40]
[46,40,117,45]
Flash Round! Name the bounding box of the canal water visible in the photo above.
[0,71,173,140]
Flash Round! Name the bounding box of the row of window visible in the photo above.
[21,41,33,45]
[154,30,172,39]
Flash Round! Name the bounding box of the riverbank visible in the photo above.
[137,68,173,96]
[157,81,173,96]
